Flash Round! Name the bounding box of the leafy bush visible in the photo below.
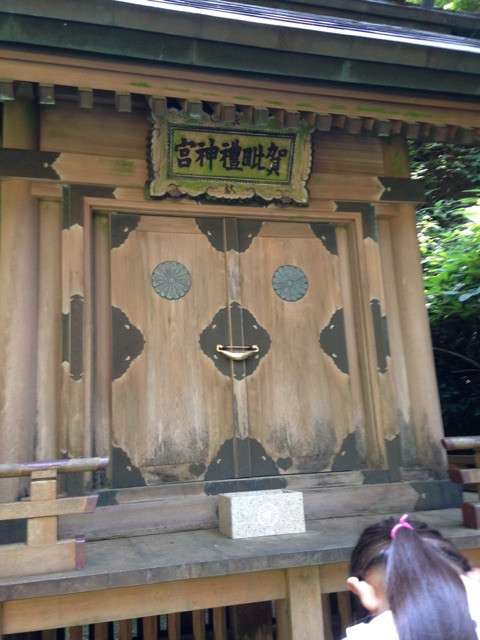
[406,0,480,11]
[411,142,480,435]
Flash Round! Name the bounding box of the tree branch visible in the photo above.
[433,347,480,370]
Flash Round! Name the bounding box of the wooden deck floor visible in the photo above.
[1,507,479,601]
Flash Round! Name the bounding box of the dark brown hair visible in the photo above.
[350,517,477,640]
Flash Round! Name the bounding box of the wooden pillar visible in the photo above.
[285,567,324,640]
[275,600,291,640]
[389,204,446,474]
[0,99,39,501]
[36,199,62,460]
[212,608,227,640]
[192,611,206,640]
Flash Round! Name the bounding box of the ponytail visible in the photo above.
[387,524,476,640]
[350,517,477,640]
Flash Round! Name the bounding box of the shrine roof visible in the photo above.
[1,0,480,96]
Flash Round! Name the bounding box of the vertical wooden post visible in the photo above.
[0,99,38,501]
[167,613,181,640]
[389,205,445,473]
[337,592,352,636]
[141,617,157,640]
[275,600,291,640]
[37,199,62,460]
[192,611,206,640]
[212,608,227,640]
[286,567,324,640]
[93,214,112,466]
[27,469,58,546]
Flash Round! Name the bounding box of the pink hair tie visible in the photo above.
[390,514,414,539]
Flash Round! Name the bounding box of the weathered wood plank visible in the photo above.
[141,617,157,640]
[0,100,38,502]
[0,495,97,521]
[449,468,480,485]
[286,567,324,640]
[0,539,82,579]
[389,205,446,474]
[167,614,181,640]
[2,48,479,128]
[41,103,148,158]
[321,595,333,640]
[36,199,62,461]
[443,437,480,451]
[2,571,286,634]
[58,480,458,541]
[275,600,291,640]
[192,610,206,640]
[0,149,146,187]
[0,458,108,477]
[212,608,228,640]
[337,591,352,635]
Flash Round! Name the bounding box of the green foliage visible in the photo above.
[411,142,480,435]
[419,213,480,321]
[405,0,480,11]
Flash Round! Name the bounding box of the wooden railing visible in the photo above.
[443,437,480,528]
[0,457,108,578]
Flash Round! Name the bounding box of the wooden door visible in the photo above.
[110,214,234,486]
[107,213,365,488]
[236,220,365,475]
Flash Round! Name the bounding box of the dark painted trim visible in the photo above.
[336,202,377,241]
[111,306,145,381]
[370,298,391,374]
[63,185,115,229]
[111,213,140,249]
[0,148,59,180]
[319,308,349,374]
[69,294,84,381]
[310,222,338,255]
[379,177,425,203]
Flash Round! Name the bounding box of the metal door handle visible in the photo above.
[216,345,259,361]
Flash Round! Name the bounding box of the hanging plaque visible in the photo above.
[149,108,312,204]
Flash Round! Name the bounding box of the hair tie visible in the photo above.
[390,514,414,539]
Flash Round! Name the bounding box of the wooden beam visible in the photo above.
[2,570,286,634]
[212,608,228,640]
[38,84,55,105]
[0,149,424,203]
[1,48,479,129]
[0,80,14,101]
[0,457,109,477]
[286,567,324,640]
[0,495,97,521]
[78,88,94,109]
[0,148,146,187]
[192,610,206,640]
[0,539,83,579]
[443,437,480,451]
[449,468,480,485]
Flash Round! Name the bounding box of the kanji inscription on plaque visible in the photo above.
[150,111,312,203]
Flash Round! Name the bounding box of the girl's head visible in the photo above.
[347,515,476,640]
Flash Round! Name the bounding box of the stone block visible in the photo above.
[218,489,306,539]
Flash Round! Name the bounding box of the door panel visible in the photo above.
[238,220,363,474]
[110,214,233,485]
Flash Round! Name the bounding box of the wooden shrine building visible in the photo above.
[0,1,480,639]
